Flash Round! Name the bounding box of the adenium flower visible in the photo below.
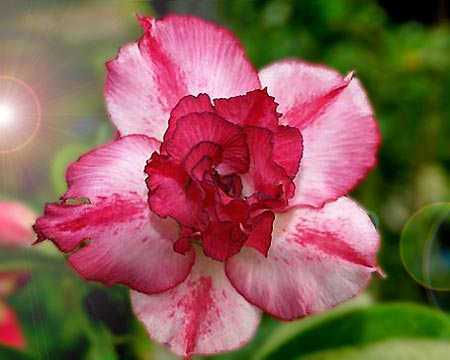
[34,15,381,357]
[0,201,35,350]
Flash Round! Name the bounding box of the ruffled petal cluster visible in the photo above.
[34,15,381,356]
[146,89,302,261]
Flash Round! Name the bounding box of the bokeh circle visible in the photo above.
[400,202,450,291]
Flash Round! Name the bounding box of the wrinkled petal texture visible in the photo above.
[0,302,25,350]
[0,202,35,247]
[244,211,275,256]
[163,112,249,175]
[259,61,380,208]
[131,251,260,356]
[213,88,279,130]
[34,136,194,294]
[243,127,297,204]
[146,153,206,229]
[146,88,303,263]
[160,91,302,209]
[106,15,260,140]
[226,197,380,320]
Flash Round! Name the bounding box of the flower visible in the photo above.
[34,15,381,356]
[0,201,35,349]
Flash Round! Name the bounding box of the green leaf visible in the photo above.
[202,293,372,360]
[206,315,280,360]
[253,293,373,360]
[295,339,450,360]
[256,303,450,360]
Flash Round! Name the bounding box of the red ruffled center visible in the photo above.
[145,89,303,261]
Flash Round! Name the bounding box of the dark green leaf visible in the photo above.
[256,303,450,360]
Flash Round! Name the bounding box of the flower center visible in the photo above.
[145,91,303,261]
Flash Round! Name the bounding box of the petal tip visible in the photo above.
[344,70,355,82]
[136,13,154,32]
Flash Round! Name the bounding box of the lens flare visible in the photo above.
[0,103,14,127]
[400,203,450,291]
[400,203,450,327]
[0,75,41,154]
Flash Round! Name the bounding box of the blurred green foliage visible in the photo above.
[1,0,450,359]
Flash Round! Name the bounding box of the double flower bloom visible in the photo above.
[34,15,382,357]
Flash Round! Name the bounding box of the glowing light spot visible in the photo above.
[0,75,41,154]
[0,103,14,127]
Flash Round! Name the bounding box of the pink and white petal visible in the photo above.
[226,197,381,320]
[291,79,379,207]
[0,202,35,247]
[34,136,194,295]
[105,42,177,140]
[106,15,260,139]
[141,15,261,100]
[131,251,261,356]
[260,61,379,208]
[0,302,25,350]
[259,60,348,129]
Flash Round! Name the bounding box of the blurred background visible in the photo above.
[0,0,449,359]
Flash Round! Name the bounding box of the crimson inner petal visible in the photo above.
[162,112,249,175]
[184,142,222,180]
[145,90,303,261]
[213,88,280,130]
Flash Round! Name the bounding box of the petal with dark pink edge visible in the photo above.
[243,127,294,203]
[0,302,25,350]
[259,61,348,129]
[226,197,380,320]
[106,15,260,140]
[272,126,303,179]
[146,153,206,229]
[202,222,247,261]
[214,89,279,129]
[244,211,275,257]
[34,136,194,295]
[0,202,35,247]
[131,251,261,356]
[184,142,222,178]
[259,61,379,208]
[214,188,248,223]
[164,112,249,175]
[164,94,214,143]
